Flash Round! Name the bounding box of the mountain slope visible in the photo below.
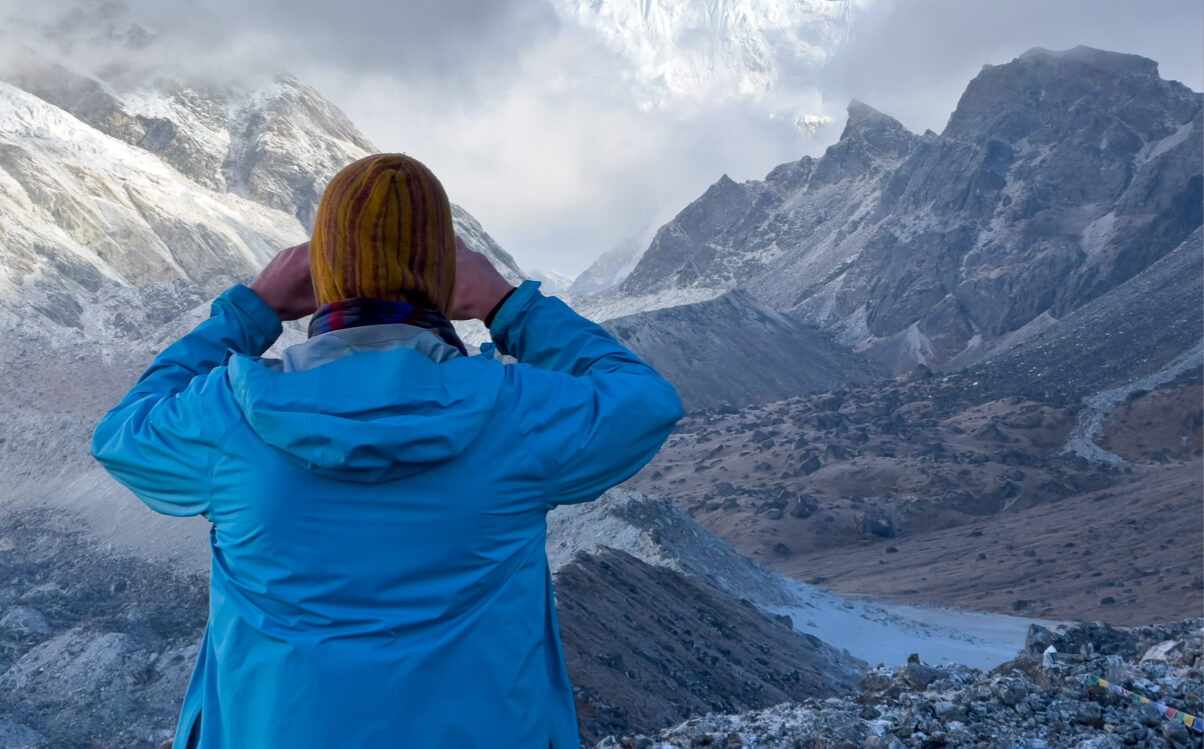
[601,289,874,410]
[0,37,525,323]
[618,47,1203,373]
[556,547,861,744]
[548,490,1048,670]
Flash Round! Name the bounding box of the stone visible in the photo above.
[997,678,1029,707]
[1140,639,1186,664]
[790,495,820,519]
[860,515,896,539]
[0,606,51,637]
[1162,718,1191,746]
[861,670,893,694]
[901,663,944,690]
[1137,702,1163,727]
[932,700,959,719]
[1074,701,1104,727]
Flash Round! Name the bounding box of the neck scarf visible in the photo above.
[308,298,468,356]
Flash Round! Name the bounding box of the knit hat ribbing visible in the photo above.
[309,154,456,314]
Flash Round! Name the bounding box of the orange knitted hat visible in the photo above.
[309,154,456,313]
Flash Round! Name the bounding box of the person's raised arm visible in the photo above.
[91,243,315,516]
[453,238,683,506]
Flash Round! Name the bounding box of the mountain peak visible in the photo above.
[840,99,909,140]
[1016,45,1160,78]
[946,45,1186,139]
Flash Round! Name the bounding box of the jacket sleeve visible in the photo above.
[490,281,684,506]
[90,284,283,517]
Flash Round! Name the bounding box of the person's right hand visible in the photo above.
[250,242,319,321]
[452,236,515,322]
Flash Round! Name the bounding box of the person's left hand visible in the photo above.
[250,242,319,321]
[451,236,515,322]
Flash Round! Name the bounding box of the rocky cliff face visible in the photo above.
[619,46,1203,374]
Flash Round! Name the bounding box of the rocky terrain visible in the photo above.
[557,547,864,745]
[625,227,1203,625]
[1,484,1073,748]
[598,618,1204,748]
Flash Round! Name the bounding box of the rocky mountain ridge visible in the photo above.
[616,46,1202,375]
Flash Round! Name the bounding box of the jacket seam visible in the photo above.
[205,386,242,514]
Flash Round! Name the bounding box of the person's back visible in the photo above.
[91,154,683,748]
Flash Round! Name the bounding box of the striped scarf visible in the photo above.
[308,298,468,356]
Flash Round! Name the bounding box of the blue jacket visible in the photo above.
[91,281,683,748]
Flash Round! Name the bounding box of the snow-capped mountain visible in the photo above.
[552,0,853,125]
[0,13,525,324]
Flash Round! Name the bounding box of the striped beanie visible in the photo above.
[309,154,456,314]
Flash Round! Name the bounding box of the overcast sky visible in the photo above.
[6,0,1202,276]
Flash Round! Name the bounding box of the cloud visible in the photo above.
[1,0,560,93]
[313,22,819,275]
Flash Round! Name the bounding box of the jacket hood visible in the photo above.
[226,347,504,483]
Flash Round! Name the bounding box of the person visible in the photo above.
[91,153,684,748]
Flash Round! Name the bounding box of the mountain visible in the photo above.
[527,268,576,294]
[618,47,1203,374]
[0,28,525,329]
[551,0,851,125]
[3,15,1201,746]
[601,289,874,410]
[569,233,648,294]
